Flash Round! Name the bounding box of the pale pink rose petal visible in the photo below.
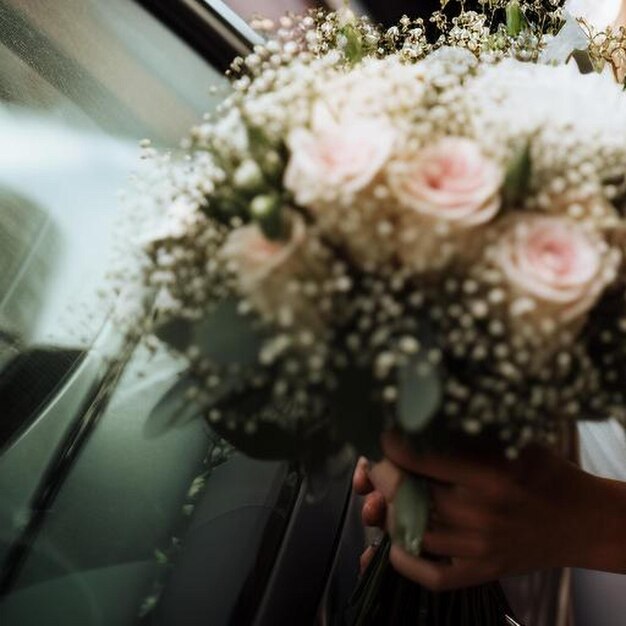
[393,137,503,273]
[220,216,326,331]
[221,215,306,288]
[284,112,396,206]
[389,137,503,228]
[494,215,617,324]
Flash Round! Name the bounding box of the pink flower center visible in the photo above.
[315,134,372,172]
[423,156,476,190]
[513,218,601,290]
[530,237,576,278]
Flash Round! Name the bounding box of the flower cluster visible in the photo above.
[121,4,626,459]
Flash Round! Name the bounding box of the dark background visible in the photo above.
[226,1,464,25]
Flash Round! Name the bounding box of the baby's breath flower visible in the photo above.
[113,3,626,459]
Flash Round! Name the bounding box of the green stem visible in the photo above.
[392,474,430,556]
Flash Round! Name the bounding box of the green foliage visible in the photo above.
[505,1,527,37]
[503,143,532,206]
[397,352,443,434]
[156,298,263,367]
[250,192,286,240]
[209,385,329,460]
[205,188,249,225]
[341,23,364,64]
[392,475,430,556]
[438,0,565,37]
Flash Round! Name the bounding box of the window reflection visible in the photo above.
[0,5,296,626]
[0,0,225,447]
[0,188,58,368]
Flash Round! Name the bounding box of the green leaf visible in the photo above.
[250,193,285,240]
[155,298,263,367]
[154,549,169,565]
[505,1,526,37]
[397,351,443,434]
[206,188,249,225]
[156,299,332,460]
[341,24,364,65]
[392,475,430,556]
[503,143,532,206]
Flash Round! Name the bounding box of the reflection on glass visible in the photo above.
[0,3,300,625]
[0,188,59,371]
[0,186,64,450]
[0,0,225,447]
[0,1,228,613]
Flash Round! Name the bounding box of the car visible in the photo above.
[0,2,368,624]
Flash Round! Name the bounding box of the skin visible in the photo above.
[354,431,626,591]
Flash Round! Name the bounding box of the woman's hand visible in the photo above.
[356,432,626,590]
[353,456,388,574]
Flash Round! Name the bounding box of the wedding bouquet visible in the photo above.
[118,0,626,579]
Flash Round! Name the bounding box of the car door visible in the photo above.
[0,1,363,624]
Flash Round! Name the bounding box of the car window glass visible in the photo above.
[0,0,225,447]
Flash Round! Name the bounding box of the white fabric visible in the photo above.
[574,420,626,626]
[578,420,626,481]
[566,0,623,29]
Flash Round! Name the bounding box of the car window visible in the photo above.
[0,0,225,449]
[0,0,243,603]
[0,5,338,626]
[1,336,297,626]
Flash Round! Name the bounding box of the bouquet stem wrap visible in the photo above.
[392,474,430,557]
[347,534,517,626]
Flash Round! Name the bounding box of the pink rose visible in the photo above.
[388,137,503,228]
[494,215,618,325]
[284,108,395,206]
[220,215,325,330]
[388,137,503,272]
[222,225,298,284]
